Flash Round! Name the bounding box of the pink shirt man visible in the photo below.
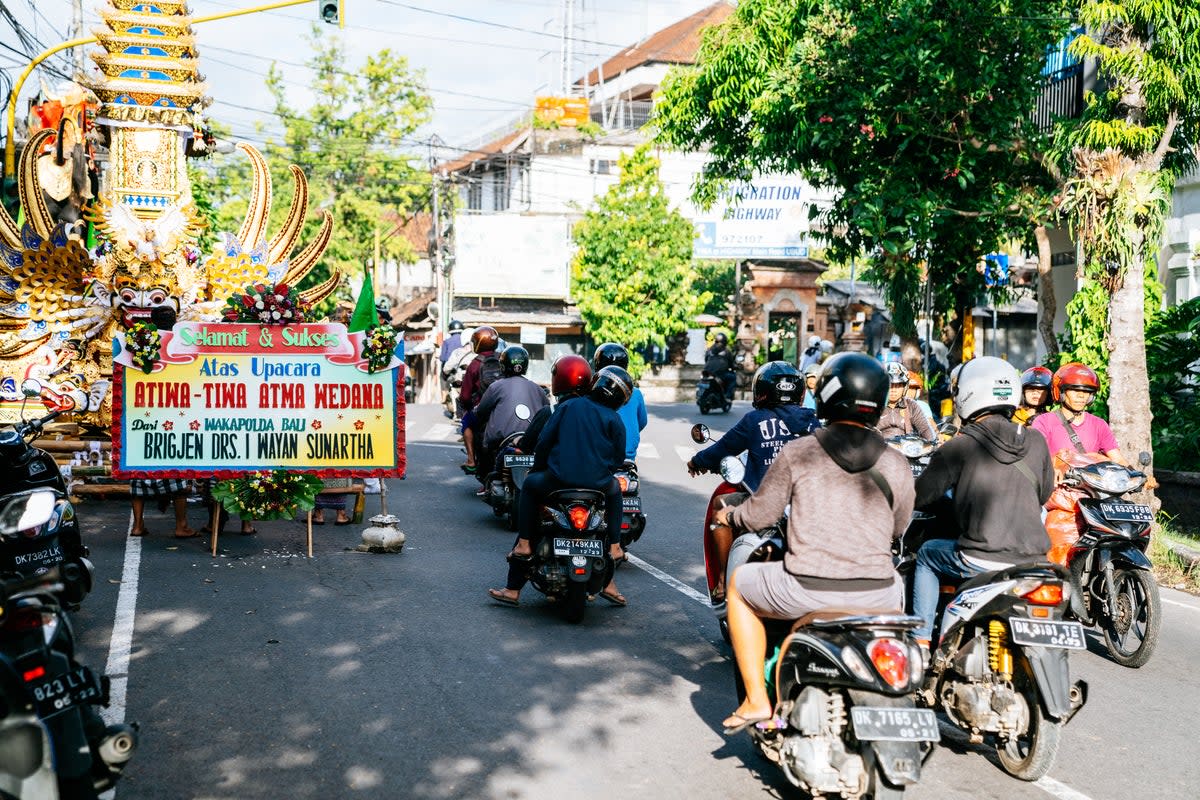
[1031,411,1119,458]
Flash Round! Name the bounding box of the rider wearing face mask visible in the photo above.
[688,361,820,603]
[911,357,1055,646]
[1012,366,1053,427]
[1030,363,1125,465]
[877,361,936,442]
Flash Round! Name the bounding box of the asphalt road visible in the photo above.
[66,401,1200,800]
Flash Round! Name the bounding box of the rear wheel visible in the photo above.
[1101,568,1161,668]
[869,765,905,799]
[563,583,587,624]
[996,655,1061,780]
[699,403,710,415]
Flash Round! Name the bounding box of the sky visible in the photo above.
[0,0,723,160]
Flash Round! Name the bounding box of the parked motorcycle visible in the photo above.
[613,460,645,554]
[0,492,138,799]
[0,381,93,608]
[1058,454,1159,668]
[922,564,1087,781]
[696,371,731,415]
[511,489,615,624]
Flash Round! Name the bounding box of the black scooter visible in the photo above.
[0,381,93,608]
[696,371,731,415]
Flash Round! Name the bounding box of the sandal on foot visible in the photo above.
[505,550,533,564]
[487,589,519,607]
[599,590,627,607]
[130,528,150,538]
[722,713,775,735]
[239,527,257,536]
[174,529,200,539]
[460,464,476,475]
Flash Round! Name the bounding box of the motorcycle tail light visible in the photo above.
[21,666,44,683]
[616,475,629,492]
[867,638,909,689]
[2,607,48,633]
[567,505,589,531]
[1023,584,1064,606]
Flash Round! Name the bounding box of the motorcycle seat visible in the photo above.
[790,608,917,633]
[955,562,1066,593]
[547,489,606,505]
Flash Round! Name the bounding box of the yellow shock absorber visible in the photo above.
[988,620,1013,680]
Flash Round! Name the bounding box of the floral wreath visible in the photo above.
[124,322,161,374]
[223,282,308,325]
[361,324,398,373]
[211,470,324,521]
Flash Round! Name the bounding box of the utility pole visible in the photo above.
[428,137,446,338]
[560,0,575,95]
[71,0,85,73]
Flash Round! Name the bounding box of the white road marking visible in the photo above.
[1034,776,1097,800]
[98,514,144,799]
[636,442,659,459]
[625,554,709,605]
[674,445,696,463]
[1161,596,1200,612]
[419,423,458,441]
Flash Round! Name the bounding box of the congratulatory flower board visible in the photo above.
[111,322,405,479]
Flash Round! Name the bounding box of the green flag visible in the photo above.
[348,266,378,332]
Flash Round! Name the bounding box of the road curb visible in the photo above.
[1164,539,1200,570]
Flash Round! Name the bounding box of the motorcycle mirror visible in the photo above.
[0,491,55,536]
[1138,451,1151,467]
[19,379,40,399]
[690,423,710,444]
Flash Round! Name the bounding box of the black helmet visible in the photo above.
[448,319,464,332]
[713,332,728,346]
[814,352,889,425]
[592,342,629,370]
[752,361,804,409]
[590,365,633,409]
[500,346,530,377]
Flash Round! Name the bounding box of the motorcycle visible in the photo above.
[1057,453,1159,668]
[921,564,1087,781]
[0,381,94,609]
[0,492,138,799]
[484,432,528,530]
[695,431,938,796]
[511,489,615,624]
[696,370,731,415]
[885,434,934,479]
[613,460,645,554]
[692,425,753,638]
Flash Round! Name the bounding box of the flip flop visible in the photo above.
[487,589,519,607]
[130,529,150,538]
[599,590,627,607]
[722,713,776,735]
[460,464,476,475]
[505,550,533,563]
[239,527,258,536]
[174,529,200,539]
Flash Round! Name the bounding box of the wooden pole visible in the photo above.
[210,503,220,557]
[306,510,313,558]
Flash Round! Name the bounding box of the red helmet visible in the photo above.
[1021,365,1053,390]
[471,326,499,353]
[1051,362,1099,403]
[551,354,592,398]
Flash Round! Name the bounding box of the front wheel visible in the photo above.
[1101,568,1161,668]
[996,656,1061,780]
[563,583,587,624]
[698,404,710,415]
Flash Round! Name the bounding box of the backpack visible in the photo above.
[472,353,504,404]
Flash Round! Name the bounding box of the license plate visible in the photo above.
[503,454,535,468]
[30,666,104,718]
[1100,501,1153,523]
[622,496,641,512]
[1008,618,1087,650]
[552,538,603,558]
[850,707,940,742]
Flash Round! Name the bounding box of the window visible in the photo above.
[589,159,613,175]
[466,180,482,211]
[492,167,509,211]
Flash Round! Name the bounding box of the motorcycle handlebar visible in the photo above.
[13,409,61,438]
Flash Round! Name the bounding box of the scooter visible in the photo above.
[484,432,527,530]
[0,492,138,799]
[696,371,731,415]
[614,460,645,553]
[0,380,94,608]
[921,563,1087,781]
[1057,453,1159,668]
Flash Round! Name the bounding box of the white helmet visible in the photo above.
[808,335,821,348]
[954,357,1020,421]
[819,339,833,353]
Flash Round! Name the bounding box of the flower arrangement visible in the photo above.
[361,324,398,373]
[211,470,324,521]
[223,282,308,325]
[125,322,161,374]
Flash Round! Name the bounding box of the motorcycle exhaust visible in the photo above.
[97,724,138,767]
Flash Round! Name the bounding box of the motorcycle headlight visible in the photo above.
[1078,464,1144,494]
[899,440,931,459]
[719,455,746,486]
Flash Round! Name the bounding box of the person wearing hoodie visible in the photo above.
[714,354,913,735]
[911,357,1054,646]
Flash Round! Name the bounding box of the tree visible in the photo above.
[572,145,707,376]
[1051,0,1200,491]
[692,259,737,318]
[203,28,432,310]
[655,0,1073,340]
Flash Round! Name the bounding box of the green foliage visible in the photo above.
[212,470,325,521]
[205,28,432,315]
[576,120,605,139]
[655,0,1073,333]
[186,162,218,255]
[572,145,706,377]
[1145,297,1200,471]
[691,259,737,317]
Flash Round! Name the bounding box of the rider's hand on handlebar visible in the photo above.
[687,459,703,477]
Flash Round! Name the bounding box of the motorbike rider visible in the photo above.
[438,320,466,418]
[1013,365,1053,427]
[458,326,500,475]
[801,363,820,411]
[473,346,549,483]
[488,365,632,607]
[687,361,820,603]
[1030,363,1126,465]
[877,361,936,441]
[704,332,738,403]
[905,370,936,423]
[910,357,1055,646]
[714,353,914,733]
[799,335,823,372]
[592,343,646,461]
[519,355,592,455]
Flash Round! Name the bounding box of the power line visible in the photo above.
[375,1,625,48]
